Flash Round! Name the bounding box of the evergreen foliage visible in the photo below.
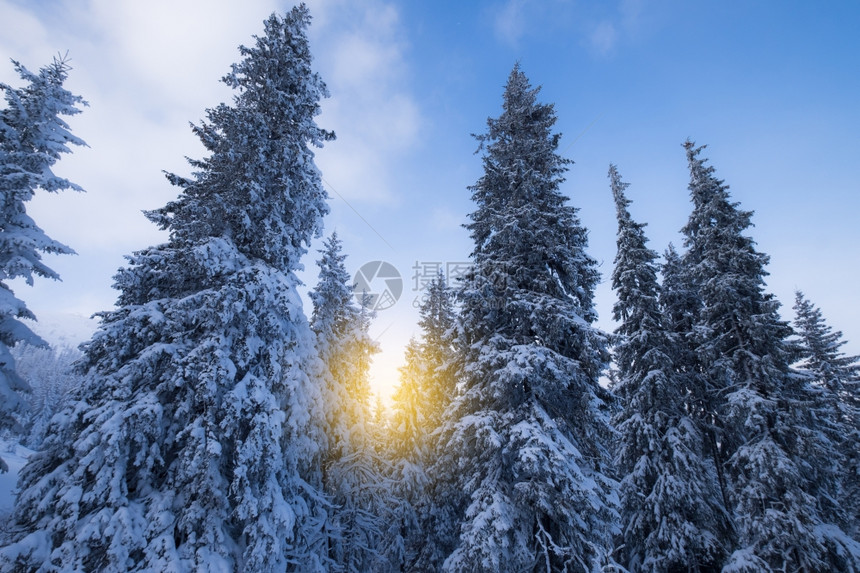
[680,142,859,571]
[609,165,727,572]
[658,244,700,380]
[0,56,86,471]
[0,7,333,571]
[390,274,456,468]
[310,232,388,573]
[792,291,860,538]
[10,343,82,449]
[389,274,456,571]
[0,31,857,573]
[427,65,617,573]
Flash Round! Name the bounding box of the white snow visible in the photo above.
[0,438,34,514]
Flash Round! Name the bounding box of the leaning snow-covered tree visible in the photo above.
[0,56,86,471]
[426,65,618,573]
[681,142,860,571]
[309,232,387,572]
[0,7,334,571]
[609,165,728,572]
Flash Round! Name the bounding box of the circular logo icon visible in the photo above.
[353,261,403,311]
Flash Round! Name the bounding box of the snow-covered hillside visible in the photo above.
[23,312,99,350]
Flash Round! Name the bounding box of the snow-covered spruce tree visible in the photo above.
[609,165,728,572]
[390,274,456,476]
[0,7,334,571]
[793,291,860,539]
[390,338,429,488]
[309,232,388,573]
[0,56,86,471]
[389,274,456,571]
[387,338,429,571]
[659,242,737,542]
[415,274,458,433]
[426,65,617,573]
[658,244,701,385]
[681,142,859,571]
[10,343,82,449]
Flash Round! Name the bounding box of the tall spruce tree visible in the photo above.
[658,244,700,381]
[681,142,859,571]
[792,291,860,539]
[426,65,617,573]
[0,55,86,471]
[389,274,456,571]
[659,241,736,548]
[387,338,429,571]
[415,274,457,433]
[309,232,386,573]
[0,8,334,571]
[609,165,727,571]
[390,337,430,484]
[390,274,456,469]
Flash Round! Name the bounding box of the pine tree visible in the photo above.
[10,343,82,449]
[310,232,371,466]
[609,165,727,571]
[792,291,860,539]
[389,274,456,571]
[309,232,387,573]
[658,244,700,378]
[416,274,458,432]
[387,338,430,572]
[660,242,737,553]
[390,338,429,476]
[680,142,859,571]
[792,291,860,402]
[390,273,456,473]
[0,7,333,571]
[0,55,86,471]
[426,65,617,572]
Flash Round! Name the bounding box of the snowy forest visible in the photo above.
[1,4,859,572]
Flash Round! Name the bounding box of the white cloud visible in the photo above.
[83,0,282,117]
[494,0,528,46]
[0,2,50,64]
[2,0,418,317]
[589,20,617,55]
[308,0,422,204]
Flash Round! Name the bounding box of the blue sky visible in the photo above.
[2,0,859,400]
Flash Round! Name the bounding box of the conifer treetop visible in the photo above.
[151,5,333,271]
[793,290,860,389]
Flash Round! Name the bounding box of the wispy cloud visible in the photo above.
[0,0,413,317]
[0,0,286,256]
[0,2,50,64]
[494,0,529,46]
[488,0,646,58]
[308,0,422,204]
[589,21,618,55]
